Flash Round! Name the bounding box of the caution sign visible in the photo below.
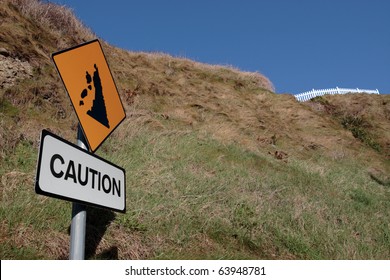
[35,129,126,213]
[52,39,126,152]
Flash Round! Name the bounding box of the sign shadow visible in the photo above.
[85,207,117,259]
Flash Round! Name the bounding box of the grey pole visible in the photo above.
[69,125,88,260]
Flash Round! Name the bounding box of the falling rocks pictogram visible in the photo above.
[79,64,110,128]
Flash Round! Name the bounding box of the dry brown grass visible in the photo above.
[101,44,276,156]
[309,94,390,159]
[106,42,389,170]
[101,224,159,259]
[1,171,34,201]
[142,51,275,92]
[12,0,94,43]
[0,220,69,259]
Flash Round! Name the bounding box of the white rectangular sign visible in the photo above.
[35,130,126,213]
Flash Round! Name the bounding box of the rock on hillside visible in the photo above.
[0,49,33,89]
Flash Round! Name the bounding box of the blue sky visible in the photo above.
[51,0,389,94]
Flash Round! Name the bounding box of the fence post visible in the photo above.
[295,87,379,102]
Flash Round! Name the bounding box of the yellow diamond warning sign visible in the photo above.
[52,39,126,152]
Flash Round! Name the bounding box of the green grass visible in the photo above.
[0,120,389,259]
[1,114,390,260]
[0,97,19,118]
[341,115,382,152]
[93,125,390,259]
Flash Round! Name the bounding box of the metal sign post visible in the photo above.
[69,125,88,260]
[35,126,126,259]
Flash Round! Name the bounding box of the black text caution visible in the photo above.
[35,130,126,213]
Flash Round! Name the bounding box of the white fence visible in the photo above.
[294,87,380,102]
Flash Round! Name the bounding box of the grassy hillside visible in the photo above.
[1,0,389,259]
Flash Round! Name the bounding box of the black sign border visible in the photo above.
[35,129,126,213]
